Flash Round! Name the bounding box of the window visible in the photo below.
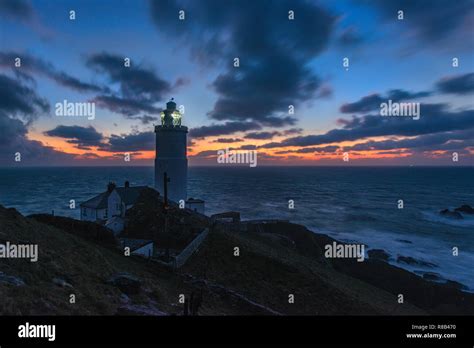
[83,208,87,216]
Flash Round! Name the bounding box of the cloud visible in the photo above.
[261,103,474,148]
[44,125,104,149]
[0,72,81,165]
[343,129,474,153]
[340,89,431,114]
[136,115,159,125]
[0,111,27,145]
[436,73,474,95]
[364,0,474,44]
[0,52,105,93]
[238,144,257,150]
[337,27,364,46]
[100,131,155,152]
[189,150,217,159]
[86,52,174,102]
[0,110,76,165]
[92,95,161,116]
[275,146,340,154]
[244,131,281,140]
[0,0,33,21]
[150,0,335,128]
[85,52,190,118]
[212,138,243,143]
[244,127,303,140]
[283,128,303,136]
[189,121,262,138]
[0,73,49,124]
[43,125,157,154]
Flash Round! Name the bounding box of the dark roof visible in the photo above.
[80,192,109,209]
[115,186,148,205]
[120,238,153,251]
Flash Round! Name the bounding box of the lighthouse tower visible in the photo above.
[154,99,188,203]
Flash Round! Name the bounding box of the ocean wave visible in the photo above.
[310,227,474,292]
[421,211,474,227]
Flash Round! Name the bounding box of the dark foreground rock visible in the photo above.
[0,272,25,286]
[116,303,167,316]
[454,204,474,215]
[368,249,390,262]
[397,256,437,268]
[422,272,442,281]
[439,209,463,219]
[445,280,469,291]
[396,239,412,244]
[107,273,141,295]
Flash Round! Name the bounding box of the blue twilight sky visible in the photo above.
[0,0,473,166]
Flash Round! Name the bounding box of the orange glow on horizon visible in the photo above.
[28,130,423,163]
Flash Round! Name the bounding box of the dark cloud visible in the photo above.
[189,121,261,139]
[86,52,173,103]
[50,71,105,93]
[244,128,302,140]
[364,0,474,43]
[136,115,159,125]
[0,52,105,93]
[238,144,257,150]
[283,128,303,136]
[338,27,364,46]
[150,0,335,128]
[340,89,431,114]
[190,150,217,159]
[0,111,76,165]
[436,73,474,95]
[0,72,79,165]
[244,131,281,140]
[275,146,340,154]
[44,125,104,149]
[0,0,33,21]
[344,129,474,153]
[40,127,157,154]
[0,73,49,124]
[212,138,243,143]
[262,103,474,149]
[92,95,161,116]
[101,131,155,152]
[0,111,27,145]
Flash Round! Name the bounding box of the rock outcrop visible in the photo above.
[439,209,463,219]
[454,204,474,215]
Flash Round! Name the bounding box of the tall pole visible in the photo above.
[163,172,170,208]
[163,172,171,261]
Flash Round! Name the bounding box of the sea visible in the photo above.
[1,166,473,291]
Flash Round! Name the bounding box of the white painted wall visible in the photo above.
[107,190,123,218]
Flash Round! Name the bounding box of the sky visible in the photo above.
[0,0,473,166]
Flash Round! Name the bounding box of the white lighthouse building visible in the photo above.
[154,99,188,203]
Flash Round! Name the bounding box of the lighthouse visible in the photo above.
[154,99,188,203]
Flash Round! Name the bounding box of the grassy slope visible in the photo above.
[2,204,471,315]
[181,224,424,315]
[0,206,187,315]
